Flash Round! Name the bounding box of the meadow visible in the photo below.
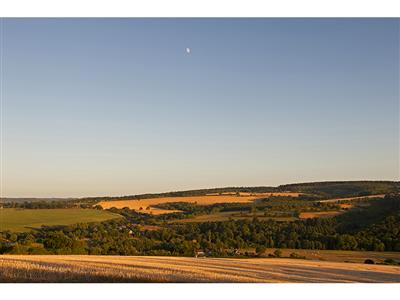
[255,248,400,263]
[1,254,399,283]
[0,208,121,232]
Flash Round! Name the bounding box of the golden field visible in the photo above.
[98,195,261,214]
[299,211,343,219]
[97,192,301,215]
[1,255,399,283]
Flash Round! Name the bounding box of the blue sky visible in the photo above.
[1,18,399,197]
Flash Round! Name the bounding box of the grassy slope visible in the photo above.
[258,248,400,264]
[1,255,399,283]
[0,208,121,232]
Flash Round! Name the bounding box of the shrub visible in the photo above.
[384,258,397,265]
[364,259,375,264]
[290,252,306,259]
[273,249,282,258]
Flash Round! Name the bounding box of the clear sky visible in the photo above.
[1,18,399,197]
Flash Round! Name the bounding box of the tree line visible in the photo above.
[1,194,399,256]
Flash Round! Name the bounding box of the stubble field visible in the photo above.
[97,192,301,215]
[1,255,399,283]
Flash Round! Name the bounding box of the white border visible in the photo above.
[0,283,399,300]
[0,0,399,17]
[0,0,399,298]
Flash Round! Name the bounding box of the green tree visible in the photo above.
[43,231,73,252]
[337,235,358,250]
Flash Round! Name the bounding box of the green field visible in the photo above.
[250,248,400,264]
[0,208,121,232]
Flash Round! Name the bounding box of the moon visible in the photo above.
[186,47,191,54]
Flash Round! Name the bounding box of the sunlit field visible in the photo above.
[1,255,399,283]
[97,193,301,215]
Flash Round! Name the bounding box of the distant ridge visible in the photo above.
[2,180,398,202]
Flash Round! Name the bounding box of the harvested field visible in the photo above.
[339,203,354,209]
[98,192,302,215]
[299,211,342,219]
[138,225,163,231]
[1,255,399,283]
[98,195,263,215]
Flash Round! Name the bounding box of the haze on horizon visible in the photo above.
[1,18,399,198]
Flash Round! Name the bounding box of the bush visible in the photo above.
[384,258,397,265]
[273,249,282,258]
[290,252,306,259]
[28,244,49,255]
[364,259,375,264]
